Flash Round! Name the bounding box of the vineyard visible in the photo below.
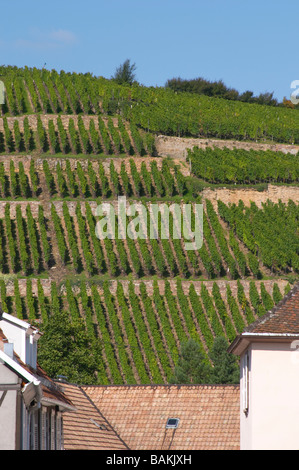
[188,146,299,185]
[0,156,188,200]
[0,114,156,157]
[0,198,297,280]
[0,65,298,385]
[0,277,289,384]
[1,65,299,145]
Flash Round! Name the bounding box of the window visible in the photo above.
[166,418,180,429]
[242,351,250,415]
[22,406,63,450]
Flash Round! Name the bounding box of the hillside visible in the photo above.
[0,65,297,385]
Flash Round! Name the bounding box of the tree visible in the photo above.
[112,59,137,85]
[170,339,212,384]
[38,309,98,385]
[209,336,239,384]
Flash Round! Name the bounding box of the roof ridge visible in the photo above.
[81,383,240,389]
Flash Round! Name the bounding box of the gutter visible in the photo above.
[0,350,74,412]
[240,333,299,337]
[0,349,42,409]
[228,332,299,355]
[41,397,76,412]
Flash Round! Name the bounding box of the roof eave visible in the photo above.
[0,349,40,385]
[228,332,299,356]
[41,396,76,412]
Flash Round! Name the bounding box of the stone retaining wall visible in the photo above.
[155,135,299,159]
[2,277,289,298]
[202,184,299,208]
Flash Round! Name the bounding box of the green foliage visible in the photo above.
[5,203,17,271]
[63,202,81,272]
[48,120,59,153]
[57,116,70,153]
[13,120,23,152]
[29,160,38,194]
[26,204,40,272]
[26,279,36,322]
[112,59,137,85]
[103,280,136,383]
[0,65,296,389]
[19,162,30,197]
[37,116,48,152]
[51,204,67,264]
[9,161,17,197]
[14,279,23,319]
[189,146,299,185]
[209,336,239,384]
[38,309,98,385]
[16,205,30,274]
[1,65,299,145]
[24,117,35,152]
[218,199,299,274]
[272,283,283,304]
[170,339,212,384]
[98,117,112,153]
[165,76,278,107]
[38,205,51,266]
[3,118,14,152]
[43,160,55,195]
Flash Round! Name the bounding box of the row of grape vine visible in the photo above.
[1,277,288,384]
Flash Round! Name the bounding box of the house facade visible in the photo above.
[229,283,299,450]
[0,311,74,450]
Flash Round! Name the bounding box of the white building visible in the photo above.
[0,311,74,450]
[229,282,299,450]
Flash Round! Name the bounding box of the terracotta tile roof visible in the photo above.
[81,384,240,450]
[35,364,74,409]
[244,282,299,334]
[61,383,129,450]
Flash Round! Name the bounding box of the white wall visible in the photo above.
[0,314,38,368]
[0,364,20,450]
[0,316,27,362]
[241,341,299,450]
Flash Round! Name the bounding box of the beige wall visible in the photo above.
[241,341,299,450]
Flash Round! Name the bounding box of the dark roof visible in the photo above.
[229,283,299,355]
[243,282,299,335]
[80,384,240,450]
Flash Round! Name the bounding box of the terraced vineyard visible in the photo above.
[0,156,187,200]
[0,114,156,157]
[189,146,299,185]
[0,277,289,384]
[2,65,299,144]
[0,65,298,385]
[0,198,296,280]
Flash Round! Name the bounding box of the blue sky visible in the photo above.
[0,0,298,101]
